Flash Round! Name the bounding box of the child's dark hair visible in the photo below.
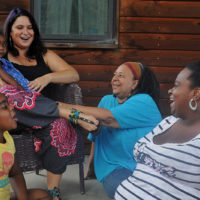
[4,7,47,59]
[132,66,160,108]
[185,61,200,89]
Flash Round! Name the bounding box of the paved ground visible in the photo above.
[24,156,110,200]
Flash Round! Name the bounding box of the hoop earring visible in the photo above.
[189,98,198,111]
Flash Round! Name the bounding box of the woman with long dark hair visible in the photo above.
[3,7,79,200]
[4,7,79,96]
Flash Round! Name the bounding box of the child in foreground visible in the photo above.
[0,92,52,199]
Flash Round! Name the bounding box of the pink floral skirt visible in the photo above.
[0,84,77,174]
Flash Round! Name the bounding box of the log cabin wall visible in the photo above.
[1,0,200,152]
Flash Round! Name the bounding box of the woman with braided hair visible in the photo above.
[59,62,162,199]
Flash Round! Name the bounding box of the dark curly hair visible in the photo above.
[185,61,200,89]
[4,8,47,59]
[131,64,160,108]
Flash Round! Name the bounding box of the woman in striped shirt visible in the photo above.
[115,61,200,200]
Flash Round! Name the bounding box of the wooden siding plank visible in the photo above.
[0,0,29,13]
[119,33,200,50]
[74,65,181,83]
[55,49,200,67]
[0,15,7,26]
[120,17,200,34]
[120,0,200,18]
[74,65,117,81]
[151,67,182,83]
[79,81,112,97]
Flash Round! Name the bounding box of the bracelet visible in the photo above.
[69,108,81,125]
[69,108,95,125]
[78,116,94,124]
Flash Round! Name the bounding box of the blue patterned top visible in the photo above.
[0,58,30,91]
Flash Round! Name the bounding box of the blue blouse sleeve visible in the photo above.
[0,58,30,91]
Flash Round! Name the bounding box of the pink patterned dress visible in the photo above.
[0,84,77,174]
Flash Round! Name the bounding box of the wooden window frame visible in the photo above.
[30,0,119,49]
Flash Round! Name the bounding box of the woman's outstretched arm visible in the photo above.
[58,102,120,128]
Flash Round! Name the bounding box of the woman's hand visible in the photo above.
[28,74,51,92]
[78,113,99,132]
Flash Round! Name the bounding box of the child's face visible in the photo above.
[0,94,17,132]
[0,35,6,58]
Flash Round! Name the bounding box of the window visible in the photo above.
[31,0,119,48]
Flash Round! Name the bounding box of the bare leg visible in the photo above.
[11,188,52,200]
[47,171,62,200]
[27,189,52,200]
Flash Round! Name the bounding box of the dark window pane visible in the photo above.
[31,0,118,47]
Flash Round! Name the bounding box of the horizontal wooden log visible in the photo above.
[79,81,112,97]
[74,65,181,83]
[151,67,182,83]
[74,65,117,81]
[119,33,200,50]
[0,0,29,13]
[55,49,200,67]
[120,17,200,34]
[120,0,200,18]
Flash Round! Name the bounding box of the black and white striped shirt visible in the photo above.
[115,116,200,200]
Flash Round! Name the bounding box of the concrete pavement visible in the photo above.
[24,156,110,200]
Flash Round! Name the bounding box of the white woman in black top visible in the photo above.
[4,7,79,200]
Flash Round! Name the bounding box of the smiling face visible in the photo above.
[10,16,34,50]
[168,68,195,118]
[111,64,138,103]
[0,34,6,57]
[0,94,17,133]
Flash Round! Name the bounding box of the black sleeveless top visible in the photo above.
[4,54,54,98]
